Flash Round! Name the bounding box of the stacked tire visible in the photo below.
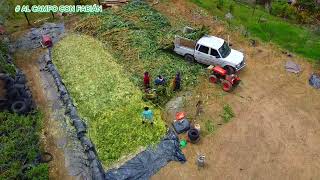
[188,128,200,143]
[1,70,34,115]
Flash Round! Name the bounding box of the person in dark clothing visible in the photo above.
[173,72,181,91]
[143,71,150,89]
[154,75,165,86]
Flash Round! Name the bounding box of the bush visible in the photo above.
[25,164,49,180]
[295,0,320,14]
[204,120,215,134]
[271,1,296,20]
[0,112,48,179]
[220,104,234,123]
[0,41,16,76]
[295,10,313,24]
[217,0,224,10]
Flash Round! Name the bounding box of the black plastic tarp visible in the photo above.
[105,129,186,180]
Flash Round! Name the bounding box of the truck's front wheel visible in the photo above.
[184,54,195,63]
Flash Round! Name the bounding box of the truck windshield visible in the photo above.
[218,42,231,58]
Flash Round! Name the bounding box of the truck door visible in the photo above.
[194,45,211,65]
[209,48,222,66]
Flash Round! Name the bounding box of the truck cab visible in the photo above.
[174,35,246,74]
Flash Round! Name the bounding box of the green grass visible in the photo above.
[191,0,320,61]
[75,1,205,105]
[220,104,235,123]
[204,120,215,134]
[53,34,166,167]
[0,41,15,76]
[0,112,49,179]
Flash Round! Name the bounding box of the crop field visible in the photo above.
[75,1,205,105]
[53,34,166,167]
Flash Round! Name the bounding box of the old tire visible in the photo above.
[15,76,26,84]
[0,99,8,110]
[184,54,195,63]
[224,66,235,75]
[4,77,14,89]
[188,128,200,143]
[7,88,19,100]
[11,101,28,114]
[221,80,232,92]
[209,75,218,84]
[37,152,53,163]
[19,90,32,99]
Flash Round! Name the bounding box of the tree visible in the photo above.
[252,0,258,16]
[257,0,272,13]
[23,12,31,26]
[47,1,55,19]
[22,0,37,26]
[295,0,319,13]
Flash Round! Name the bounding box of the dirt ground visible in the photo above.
[14,49,75,180]
[151,0,320,180]
[11,15,78,179]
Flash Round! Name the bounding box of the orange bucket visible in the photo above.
[176,112,185,121]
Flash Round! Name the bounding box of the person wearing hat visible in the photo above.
[154,75,165,86]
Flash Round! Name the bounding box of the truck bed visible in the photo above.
[174,35,196,49]
[174,36,196,56]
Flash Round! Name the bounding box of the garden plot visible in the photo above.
[52,34,166,167]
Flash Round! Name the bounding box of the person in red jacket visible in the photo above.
[143,71,150,89]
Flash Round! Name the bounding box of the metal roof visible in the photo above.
[197,36,225,50]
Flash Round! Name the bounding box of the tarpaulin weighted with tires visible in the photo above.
[105,129,186,180]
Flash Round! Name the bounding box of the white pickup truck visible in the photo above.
[174,35,246,74]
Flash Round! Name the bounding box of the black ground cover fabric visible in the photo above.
[105,129,186,180]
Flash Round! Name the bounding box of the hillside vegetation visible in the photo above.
[191,0,320,61]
